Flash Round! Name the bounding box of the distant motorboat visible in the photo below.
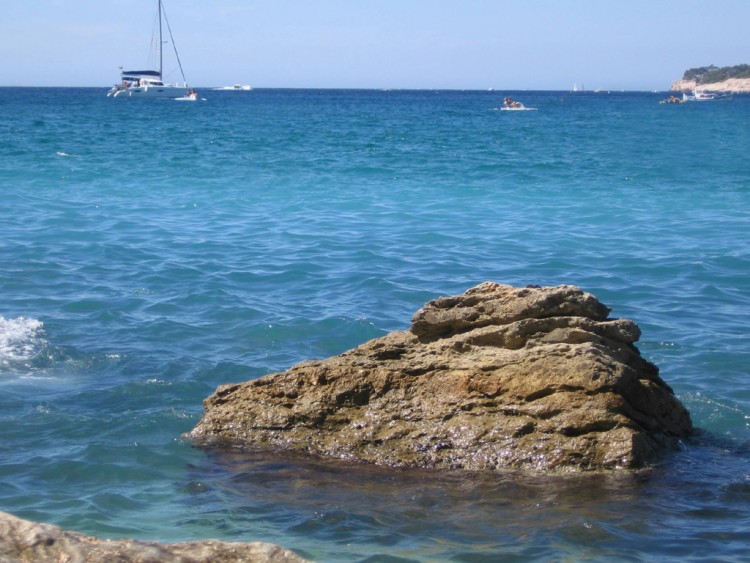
[682,89,732,102]
[107,0,194,99]
[175,89,201,102]
[213,84,253,91]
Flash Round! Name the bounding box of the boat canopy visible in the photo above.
[121,70,161,79]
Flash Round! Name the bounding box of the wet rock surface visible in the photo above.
[189,283,693,472]
[0,511,307,563]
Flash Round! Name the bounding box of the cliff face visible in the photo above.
[189,282,693,473]
[670,78,750,92]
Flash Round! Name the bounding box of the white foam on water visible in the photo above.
[0,316,45,366]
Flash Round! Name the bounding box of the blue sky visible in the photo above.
[1,0,748,90]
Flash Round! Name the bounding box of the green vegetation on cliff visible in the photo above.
[683,64,750,84]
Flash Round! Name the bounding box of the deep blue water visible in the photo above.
[1,87,749,561]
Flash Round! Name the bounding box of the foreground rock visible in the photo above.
[0,511,307,563]
[189,283,693,472]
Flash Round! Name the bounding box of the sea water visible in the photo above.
[1,87,749,561]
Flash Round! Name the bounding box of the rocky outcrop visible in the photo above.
[0,511,307,563]
[670,78,750,92]
[189,283,693,472]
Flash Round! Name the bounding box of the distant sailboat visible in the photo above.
[107,0,193,99]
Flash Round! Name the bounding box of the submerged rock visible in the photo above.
[189,283,693,472]
[0,511,307,562]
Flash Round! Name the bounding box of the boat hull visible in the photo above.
[109,86,190,99]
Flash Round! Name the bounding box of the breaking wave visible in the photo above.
[0,316,45,369]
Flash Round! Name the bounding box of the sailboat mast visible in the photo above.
[158,0,163,80]
[161,1,188,87]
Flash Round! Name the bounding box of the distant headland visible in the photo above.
[670,64,750,92]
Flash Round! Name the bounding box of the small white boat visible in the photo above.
[175,90,200,102]
[107,0,194,99]
[212,84,253,91]
[682,89,732,102]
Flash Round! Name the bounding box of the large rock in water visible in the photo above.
[189,283,693,472]
[0,511,307,562]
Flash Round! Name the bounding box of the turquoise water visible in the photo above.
[1,87,749,561]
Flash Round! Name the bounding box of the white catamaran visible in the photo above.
[107,0,194,99]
